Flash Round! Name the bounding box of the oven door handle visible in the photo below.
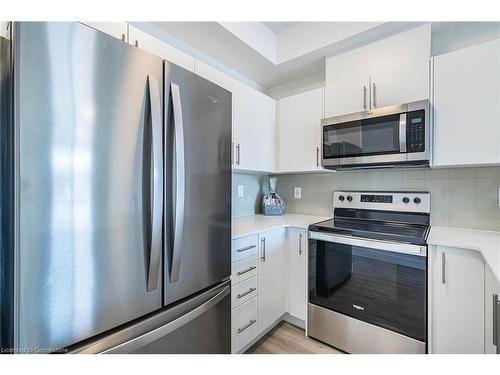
[308,231,426,257]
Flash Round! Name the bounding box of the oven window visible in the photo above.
[323,114,401,159]
[308,239,426,341]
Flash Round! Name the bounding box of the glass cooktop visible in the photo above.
[309,217,430,246]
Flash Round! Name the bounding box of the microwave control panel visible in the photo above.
[407,109,425,153]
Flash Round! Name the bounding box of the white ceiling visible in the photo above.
[144,22,422,89]
[263,22,298,34]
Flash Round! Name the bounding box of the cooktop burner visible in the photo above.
[309,191,431,246]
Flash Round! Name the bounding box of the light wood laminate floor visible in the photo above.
[246,321,343,354]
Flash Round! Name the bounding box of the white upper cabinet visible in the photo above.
[278,88,324,172]
[194,61,233,92]
[80,22,128,41]
[430,245,485,354]
[432,38,500,167]
[325,24,431,117]
[128,25,195,72]
[233,81,276,172]
[0,22,10,39]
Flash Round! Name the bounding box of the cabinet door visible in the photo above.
[80,22,128,41]
[278,88,323,172]
[128,25,195,72]
[286,228,307,321]
[370,60,429,109]
[433,39,500,167]
[485,264,500,354]
[195,61,233,92]
[233,81,276,172]
[430,245,485,353]
[258,228,286,333]
[325,52,369,117]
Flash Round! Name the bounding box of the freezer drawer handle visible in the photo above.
[237,287,256,299]
[146,76,163,292]
[237,266,256,276]
[238,320,257,334]
[170,83,186,283]
[236,244,256,253]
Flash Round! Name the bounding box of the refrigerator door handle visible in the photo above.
[67,280,231,353]
[170,82,185,282]
[146,76,163,292]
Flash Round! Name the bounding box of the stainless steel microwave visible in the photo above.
[321,100,430,169]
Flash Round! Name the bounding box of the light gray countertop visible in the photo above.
[232,214,329,240]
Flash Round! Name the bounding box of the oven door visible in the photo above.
[308,232,427,342]
[322,112,407,167]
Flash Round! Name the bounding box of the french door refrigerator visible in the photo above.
[0,22,231,354]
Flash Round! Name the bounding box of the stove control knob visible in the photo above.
[413,197,421,204]
[338,195,345,201]
[402,197,410,204]
[347,195,353,202]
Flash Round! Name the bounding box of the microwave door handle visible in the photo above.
[170,83,186,283]
[399,113,407,153]
[146,76,163,292]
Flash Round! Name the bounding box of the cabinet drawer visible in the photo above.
[232,234,258,262]
[232,297,258,353]
[232,255,258,284]
[231,276,257,309]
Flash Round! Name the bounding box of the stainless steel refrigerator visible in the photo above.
[0,22,231,354]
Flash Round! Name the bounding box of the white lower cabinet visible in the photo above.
[485,264,500,354]
[258,228,287,333]
[231,297,258,353]
[286,228,307,321]
[430,245,485,353]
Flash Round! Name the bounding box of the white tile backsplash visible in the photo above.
[269,166,500,231]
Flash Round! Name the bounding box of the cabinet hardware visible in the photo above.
[121,33,125,41]
[236,244,256,253]
[237,266,256,276]
[372,83,377,108]
[236,143,241,165]
[494,294,499,351]
[261,238,266,262]
[299,233,303,255]
[316,147,320,167]
[237,287,256,299]
[231,142,234,165]
[134,40,139,48]
[238,319,256,334]
[441,252,446,284]
[363,85,367,110]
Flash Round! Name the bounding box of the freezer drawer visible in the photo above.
[69,280,231,354]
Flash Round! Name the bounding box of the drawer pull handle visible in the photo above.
[237,287,256,299]
[237,266,256,276]
[236,244,256,253]
[238,319,256,334]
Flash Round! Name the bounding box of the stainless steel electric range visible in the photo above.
[307,191,430,354]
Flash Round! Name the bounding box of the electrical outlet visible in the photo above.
[237,185,244,198]
[294,187,302,199]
